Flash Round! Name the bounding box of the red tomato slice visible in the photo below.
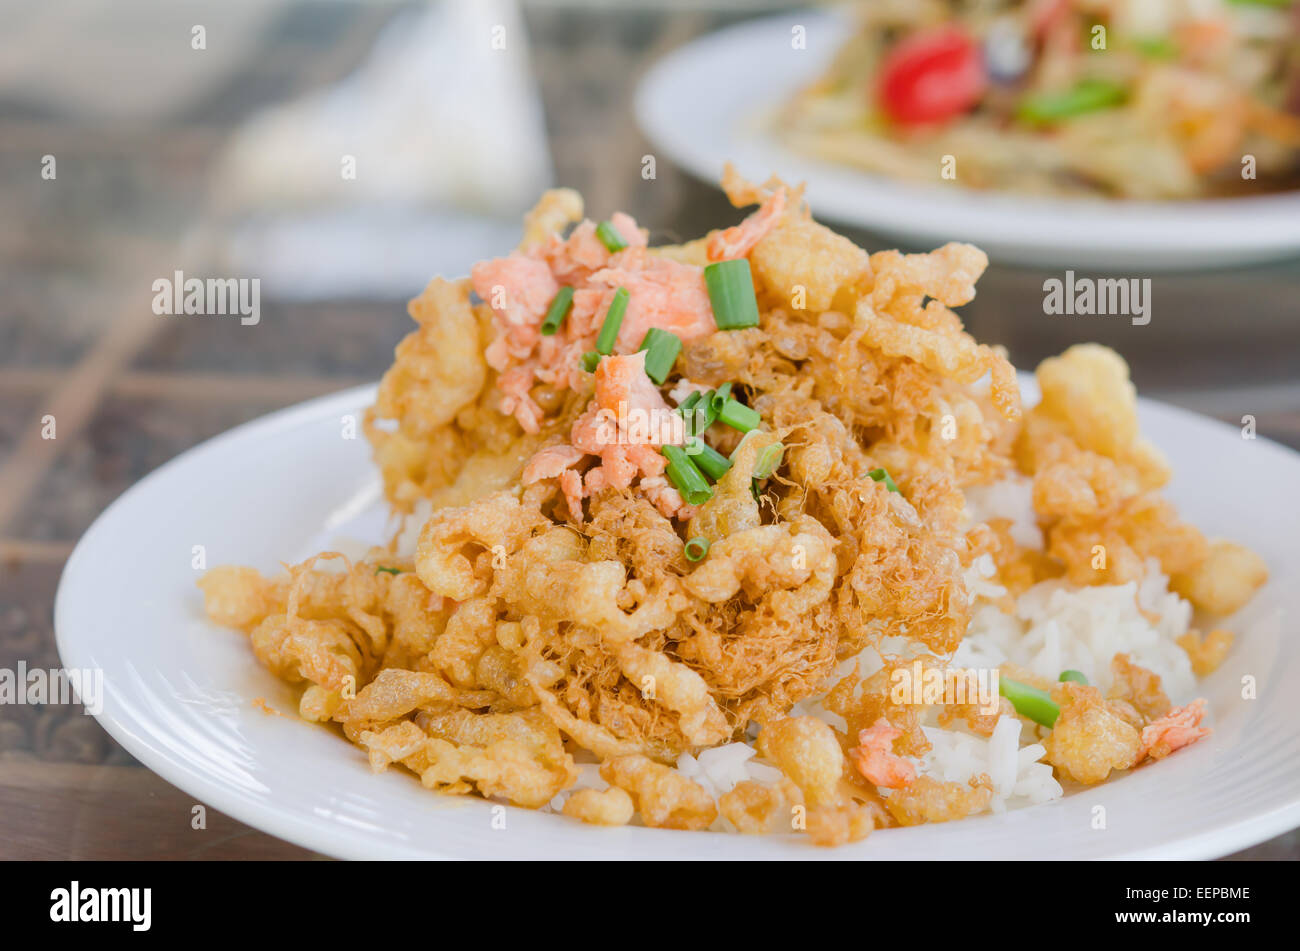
[877,28,987,125]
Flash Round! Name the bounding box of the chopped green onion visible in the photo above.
[540,286,574,336]
[717,398,760,433]
[678,391,704,414]
[1016,78,1127,124]
[596,220,628,253]
[868,467,900,493]
[1059,669,1089,685]
[684,536,711,562]
[704,259,761,330]
[999,677,1060,728]
[661,446,712,505]
[1134,36,1177,59]
[752,442,785,480]
[581,351,600,373]
[750,479,761,502]
[638,328,682,385]
[701,400,723,432]
[682,383,730,437]
[595,287,629,355]
[374,566,403,575]
[692,443,733,481]
[686,389,721,437]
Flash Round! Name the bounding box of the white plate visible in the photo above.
[635,10,1300,269]
[55,381,1300,859]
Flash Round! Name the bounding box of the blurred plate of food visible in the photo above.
[55,174,1300,859]
[636,1,1300,267]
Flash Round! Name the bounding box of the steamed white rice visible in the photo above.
[954,562,1195,702]
[913,716,1061,811]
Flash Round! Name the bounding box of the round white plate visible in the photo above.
[56,381,1300,859]
[635,10,1300,269]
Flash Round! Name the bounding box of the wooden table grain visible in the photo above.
[0,0,1296,861]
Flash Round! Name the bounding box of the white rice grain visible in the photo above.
[956,558,1195,701]
[917,715,1062,813]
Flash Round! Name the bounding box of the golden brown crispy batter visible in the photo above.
[823,659,931,758]
[829,478,970,655]
[756,716,845,807]
[751,215,870,314]
[562,786,635,827]
[366,278,490,510]
[1170,541,1269,616]
[416,491,551,601]
[599,755,717,830]
[806,801,878,847]
[884,776,993,826]
[1108,653,1172,721]
[719,780,788,835]
[519,188,584,251]
[965,518,1059,598]
[1046,493,1209,586]
[337,668,491,737]
[248,615,361,694]
[1177,628,1235,677]
[1014,344,1267,601]
[359,719,576,808]
[666,516,840,726]
[1042,682,1143,784]
[198,565,282,631]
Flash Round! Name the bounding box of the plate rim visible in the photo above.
[52,384,401,860]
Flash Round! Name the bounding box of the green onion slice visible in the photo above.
[1016,78,1127,124]
[1134,36,1177,59]
[1058,669,1089,685]
[540,286,574,336]
[704,259,761,330]
[999,677,1061,728]
[868,467,900,493]
[596,220,629,253]
[684,536,711,562]
[661,446,713,506]
[687,392,720,437]
[683,383,732,437]
[678,391,704,414]
[692,443,733,481]
[717,397,760,433]
[374,566,403,575]
[752,442,785,480]
[595,287,629,355]
[638,328,682,385]
[581,351,600,373]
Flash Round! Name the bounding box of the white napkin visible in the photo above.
[211,0,552,297]
[214,0,552,216]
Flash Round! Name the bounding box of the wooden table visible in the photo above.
[1,0,1296,860]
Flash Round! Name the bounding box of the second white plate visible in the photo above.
[635,10,1300,269]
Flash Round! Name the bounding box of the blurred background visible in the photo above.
[0,0,1296,859]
